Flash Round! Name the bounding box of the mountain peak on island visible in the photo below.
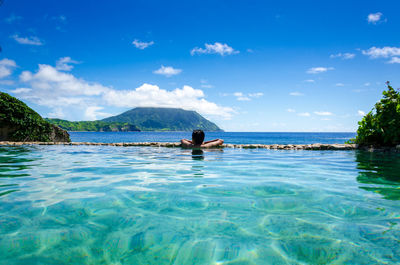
[101,107,223,131]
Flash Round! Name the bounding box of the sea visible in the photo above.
[69,131,356,144]
[1,132,400,264]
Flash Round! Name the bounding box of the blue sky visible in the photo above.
[0,0,399,132]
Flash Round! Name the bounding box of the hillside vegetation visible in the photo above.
[45,119,140,132]
[354,82,400,146]
[102,107,222,131]
[0,92,70,142]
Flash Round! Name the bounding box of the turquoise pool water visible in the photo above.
[1,145,399,264]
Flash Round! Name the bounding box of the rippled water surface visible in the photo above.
[1,145,400,264]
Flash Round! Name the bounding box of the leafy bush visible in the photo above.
[354,82,400,146]
[0,92,51,141]
[0,92,69,142]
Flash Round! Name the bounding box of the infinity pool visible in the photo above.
[1,145,399,264]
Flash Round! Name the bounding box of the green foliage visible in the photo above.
[354,82,400,146]
[45,119,141,132]
[102,107,223,131]
[0,92,53,141]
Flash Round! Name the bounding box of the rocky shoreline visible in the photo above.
[1,141,399,151]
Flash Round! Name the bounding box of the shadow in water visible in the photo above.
[192,149,204,161]
[356,150,400,200]
[191,149,204,177]
[0,146,37,197]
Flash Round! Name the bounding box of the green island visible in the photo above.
[47,107,223,132]
[45,119,141,132]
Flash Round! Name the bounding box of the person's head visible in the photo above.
[192,130,205,145]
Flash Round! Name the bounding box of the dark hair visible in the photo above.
[192,130,205,145]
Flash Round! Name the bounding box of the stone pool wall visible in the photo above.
[0,141,359,150]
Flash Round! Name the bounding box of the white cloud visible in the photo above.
[191,42,239,56]
[105,84,234,119]
[287,108,296,113]
[233,92,263,101]
[153,65,182,77]
[84,106,111,120]
[362,46,400,58]
[330,53,355,60]
[56,57,80,71]
[132,39,154,49]
[307,67,334,74]
[358,110,366,116]
[48,108,65,119]
[233,92,250,101]
[364,82,371,86]
[5,13,22,24]
[0,58,17,79]
[289,92,303,96]
[388,57,400,64]
[335,83,345,87]
[298,112,310,117]
[248,92,263,98]
[304,79,315,83]
[11,88,32,94]
[15,63,233,120]
[314,111,333,116]
[11,34,43,45]
[367,12,383,24]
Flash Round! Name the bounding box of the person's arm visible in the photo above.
[180,139,193,148]
[201,139,224,148]
[203,139,222,144]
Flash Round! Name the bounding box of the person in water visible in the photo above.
[181,130,224,148]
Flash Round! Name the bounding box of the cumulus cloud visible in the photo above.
[153,65,182,77]
[335,83,345,87]
[56,57,80,71]
[289,92,303,96]
[191,42,239,56]
[330,53,355,60]
[15,63,233,120]
[362,46,400,63]
[11,34,43,45]
[362,46,400,58]
[304,79,315,83]
[0,58,17,79]
[84,106,112,120]
[358,110,366,116]
[287,108,296,113]
[367,12,384,24]
[314,111,333,116]
[307,67,334,74]
[297,112,310,117]
[104,84,233,119]
[132,39,154,49]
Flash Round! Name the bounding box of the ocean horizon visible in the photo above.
[69,131,356,145]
